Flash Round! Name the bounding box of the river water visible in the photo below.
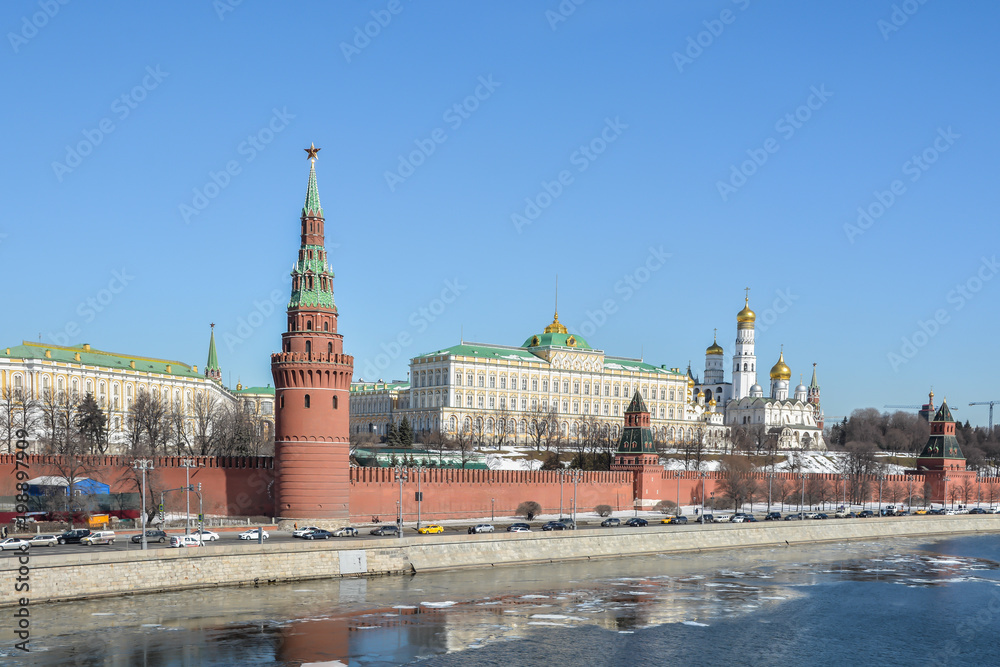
[4,535,999,666]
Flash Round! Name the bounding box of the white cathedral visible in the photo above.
[692,293,826,450]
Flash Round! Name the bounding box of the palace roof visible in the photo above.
[1,341,203,379]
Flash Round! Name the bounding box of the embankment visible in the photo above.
[3,515,999,607]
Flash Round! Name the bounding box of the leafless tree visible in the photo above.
[527,407,549,452]
[447,424,477,469]
[717,455,757,511]
[191,391,219,456]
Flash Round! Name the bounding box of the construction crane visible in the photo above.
[883,404,958,411]
[968,401,998,431]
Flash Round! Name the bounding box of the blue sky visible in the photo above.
[2,1,998,426]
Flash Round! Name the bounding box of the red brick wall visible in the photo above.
[348,468,635,522]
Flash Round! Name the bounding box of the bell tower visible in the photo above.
[271,144,354,523]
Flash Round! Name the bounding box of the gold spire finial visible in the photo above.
[305,143,321,161]
[544,276,568,334]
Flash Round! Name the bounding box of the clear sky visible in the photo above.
[3,1,998,426]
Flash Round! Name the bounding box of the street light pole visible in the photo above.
[559,470,565,519]
[132,459,154,551]
[943,475,951,510]
[395,466,408,539]
[180,458,198,535]
[572,470,581,523]
[841,473,849,510]
[799,473,806,515]
[491,497,495,522]
[878,473,886,517]
[674,470,681,514]
[767,473,776,513]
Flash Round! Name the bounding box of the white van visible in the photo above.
[169,535,202,548]
[713,514,732,523]
[81,531,116,545]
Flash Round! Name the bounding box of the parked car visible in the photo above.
[293,525,322,538]
[968,507,987,515]
[713,514,732,523]
[697,514,714,524]
[57,529,92,545]
[507,523,531,532]
[419,524,445,534]
[835,509,852,518]
[468,524,494,534]
[370,525,400,536]
[169,535,202,548]
[333,526,359,537]
[783,513,804,521]
[541,521,569,531]
[81,531,116,545]
[914,509,929,515]
[28,534,58,547]
[191,529,220,542]
[765,512,782,521]
[602,517,622,527]
[0,538,31,551]
[730,515,746,523]
[624,517,648,527]
[670,516,689,525]
[302,529,333,540]
[131,530,168,544]
[857,510,875,519]
[813,513,829,520]
[743,515,758,523]
[558,518,577,530]
[238,528,269,540]
[928,508,946,515]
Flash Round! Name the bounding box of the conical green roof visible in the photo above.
[625,390,648,414]
[933,401,954,423]
[303,160,323,217]
[918,399,963,459]
[206,326,220,373]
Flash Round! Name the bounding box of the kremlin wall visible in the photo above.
[3,150,993,527]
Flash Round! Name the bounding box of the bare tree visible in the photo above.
[528,406,549,452]
[191,392,219,455]
[717,455,757,511]
[447,424,476,469]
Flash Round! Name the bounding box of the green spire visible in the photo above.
[303,158,323,217]
[809,363,819,388]
[206,323,220,378]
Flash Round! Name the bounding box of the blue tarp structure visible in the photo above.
[26,476,112,497]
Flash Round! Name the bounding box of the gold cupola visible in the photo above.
[737,295,756,328]
[706,330,723,356]
[769,348,791,381]
[543,311,568,334]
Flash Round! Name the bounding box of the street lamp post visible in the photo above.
[395,466,409,539]
[572,470,582,523]
[673,470,682,514]
[710,491,715,512]
[132,459,154,551]
[416,466,423,531]
[491,497,495,522]
[840,473,849,510]
[878,473,886,517]
[799,473,807,515]
[977,471,983,509]
[943,475,951,510]
[180,458,198,535]
[698,472,708,523]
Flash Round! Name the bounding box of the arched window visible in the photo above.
[305,341,311,355]
[332,396,338,409]
[323,321,329,331]
[306,320,312,330]
[304,394,311,408]
[328,342,333,355]
[279,395,284,409]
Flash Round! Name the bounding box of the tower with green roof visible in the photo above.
[205,323,221,382]
[611,389,663,507]
[270,144,355,525]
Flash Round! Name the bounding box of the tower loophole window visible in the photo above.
[304,394,311,408]
[306,320,312,330]
[333,396,338,409]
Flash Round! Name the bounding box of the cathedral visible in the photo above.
[693,293,826,450]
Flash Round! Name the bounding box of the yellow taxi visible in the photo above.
[914,509,929,515]
[417,524,444,534]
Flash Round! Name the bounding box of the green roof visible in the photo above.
[625,390,648,414]
[603,357,682,375]
[2,342,202,378]
[235,385,274,395]
[351,381,411,393]
[206,327,220,373]
[416,343,540,362]
[303,159,323,217]
[521,331,593,350]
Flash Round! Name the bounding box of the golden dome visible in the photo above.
[543,311,568,334]
[737,297,756,325]
[706,331,723,356]
[769,349,791,381]
[687,376,695,388]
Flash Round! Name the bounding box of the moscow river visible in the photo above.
[4,534,999,666]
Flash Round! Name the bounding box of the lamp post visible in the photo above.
[559,470,565,519]
[766,473,777,514]
[132,459,154,551]
[840,473,849,510]
[395,466,409,539]
[799,473,807,516]
[416,466,423,531]
[673,470,682,515]
[710,491,715,512]
[571,470,582,523]
[877,473,886,517]
[977,471,983,509]
[943,475,951,510]
[698,472,708,523]
[180,458,199,535]
[491,497,495,522]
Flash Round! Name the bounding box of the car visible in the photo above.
[944,509,958,516]
[28,534,58,547]
[813,513,829,520]
[835,509,852,518]
[731,515,746,523]
[370,525,400,536]
[558,519,576,530]
[419,524,445,534]
[928,508,946,515]
[743,515,758,523]
[238,529,269,540]
[507,522,531,532]
[713,514,732,523]
[783,513,804,521]
[541,521,569,531]
[968,507,987,515]
[191,529,220,542]
[914,509,929,515]
[292,525,322,538]
[0,538,31,551]
[879,509,895,517]
[803,512,818,519]
[765,512,782,521]
[169,535,202,548]
[333,526,359,537]
[696,514,714,524]
[57,529,92,545]
[602,517,622,527]
[624,517,648,527]
[130,529,168,544]
[670,516,689,525]
[857,510,875,518]
[302,529,333,540]
[986,507,1000,514]
[468,524,494,534]
[81,530,115,545]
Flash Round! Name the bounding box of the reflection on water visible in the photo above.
[4,536,999,666]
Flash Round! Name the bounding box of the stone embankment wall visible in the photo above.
[3,516,999,607]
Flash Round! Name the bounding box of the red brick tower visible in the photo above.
[911,398,974,505]
[612,391,663,507]
[271,144,354,523]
